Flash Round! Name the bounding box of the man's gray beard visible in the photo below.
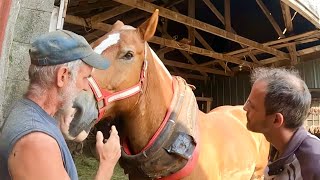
[56,80,78,116]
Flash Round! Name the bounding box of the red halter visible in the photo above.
[88,43,148,121]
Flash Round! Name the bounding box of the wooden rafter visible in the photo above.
[256,0,284,38]
[256,0,298,65]
[224,0,231,32]
[296,45,320,56]
[281,0,320,29]
[188,0,195,45]
[194,30,231,72]
[65,15,242,76]
[280,1,293,33]
[170,6,231,72]
[163,59,232,76]
[260,44,320,65]
[280,1,298,65]
[159,28,208,77]
[150,36,255,67]
[227,30,320,57]
[67,1,119,14]
[84,30,106,42]
[202,0,224,25]
[89,5,133,23]
[122,11,149,25]
[202,0,260,64]
[112,0,289,59]
[170,72,208,81]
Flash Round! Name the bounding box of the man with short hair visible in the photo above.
[244,67,320,179]
[0,30,121,180]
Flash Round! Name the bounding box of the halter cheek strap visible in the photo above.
[88,43,148,121]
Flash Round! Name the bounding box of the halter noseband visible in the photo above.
[88,43,148,121]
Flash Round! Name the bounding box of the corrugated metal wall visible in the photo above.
[296,58,320,89]
[208,72,251,108]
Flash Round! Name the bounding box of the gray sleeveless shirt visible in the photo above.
[0,98,78,180]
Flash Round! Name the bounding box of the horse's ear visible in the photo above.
[137,9,159,41]
[112,20,125,31]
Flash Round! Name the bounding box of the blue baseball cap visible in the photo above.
[29,30,110,70]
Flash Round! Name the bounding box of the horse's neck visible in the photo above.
[124,49,173,154]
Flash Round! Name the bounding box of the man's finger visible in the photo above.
[96,131,104,144]
[110,125,118,135]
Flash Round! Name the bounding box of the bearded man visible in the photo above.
[0,30,121,180]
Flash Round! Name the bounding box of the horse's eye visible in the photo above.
[123,52,134,60]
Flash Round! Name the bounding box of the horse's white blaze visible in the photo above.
[94,33,120,54]
[149,47,172,80]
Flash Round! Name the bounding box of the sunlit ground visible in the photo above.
[73,153,128,180]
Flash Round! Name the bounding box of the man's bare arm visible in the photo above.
[8,132,70,180]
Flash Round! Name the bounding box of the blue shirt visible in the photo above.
[0,98,78,180]
[265,127,320,180]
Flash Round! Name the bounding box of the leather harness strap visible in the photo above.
[88,42,199,179]
[120,76,200,179]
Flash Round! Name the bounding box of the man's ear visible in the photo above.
[273,113,284,128]
[57,66,69,88]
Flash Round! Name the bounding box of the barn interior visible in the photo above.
[57,0,320,131]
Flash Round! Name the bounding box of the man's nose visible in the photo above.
[243,100,248,111]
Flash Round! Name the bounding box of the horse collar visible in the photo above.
[120,76,200,179]
[88,43,148,121]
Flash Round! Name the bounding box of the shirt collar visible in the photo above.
[267,126,308,175]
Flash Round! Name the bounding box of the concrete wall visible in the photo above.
[0,0,55,127]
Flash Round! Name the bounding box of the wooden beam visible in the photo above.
[257,0,298,65]
[199,1,260,65]
[260,45,320,65]
[199,61,219,67]
[194,30,231,72]
[150,36,255,67]
[159,29,208,76]
[296,45,320,56]
[164,0,185,8]
[280,2,298,66]
[89,5,133,22]
[256,0,284,38]
[123,11,149,24]
[67,1,119,14]
[196,97,213,102]
[172,5,249,72]
[202,0,224,25]
[84,30,106,42]
[280,1,293,32]
[163,59,232,76]
[65,15,112,31]
[281,0,320,29]
[170,72,208,81]
[227,30,320,56]
[260,57,287,65]
[113,0,289,59]
[224,0,231,32]
[65,15,252,67]
[188,0,196,45]
[156,47,174,56]
[170,6,240,71]
[288,45,298,65]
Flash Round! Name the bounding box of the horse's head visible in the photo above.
[89,9,160,119]
[59,9,173,143]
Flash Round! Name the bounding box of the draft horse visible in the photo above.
[65,10,270,180]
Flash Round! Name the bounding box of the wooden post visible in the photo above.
[188,0,195,45]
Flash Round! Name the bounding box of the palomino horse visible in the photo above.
[63,10,270,180]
